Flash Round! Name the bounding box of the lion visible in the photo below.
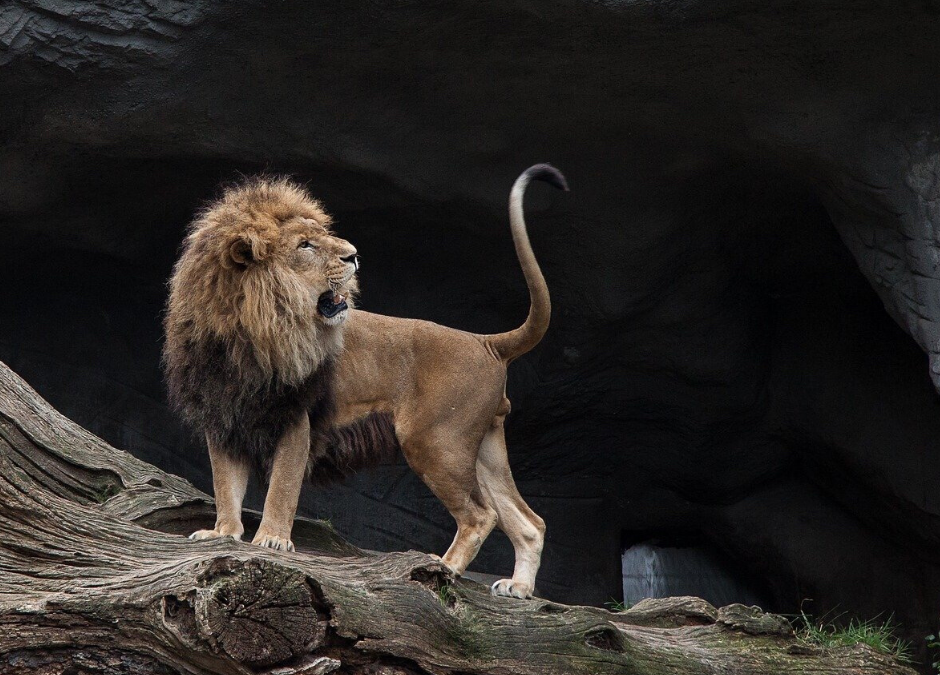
[163,165,567,599]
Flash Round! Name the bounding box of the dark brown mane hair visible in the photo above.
[312,412,401,485]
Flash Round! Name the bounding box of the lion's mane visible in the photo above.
[165,177,340,385]
[163,178,343,479]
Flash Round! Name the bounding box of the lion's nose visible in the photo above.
[341,252,360,271]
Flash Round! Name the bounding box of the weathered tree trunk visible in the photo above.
[0,360,916,675]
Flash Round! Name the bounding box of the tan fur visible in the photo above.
[175,168,562,599]
[331,312,547,597]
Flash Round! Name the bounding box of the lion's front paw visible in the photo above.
[189,529,243,542]
[252,530,295,552]
[491,578,533,599]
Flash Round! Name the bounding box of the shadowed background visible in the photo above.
[1,0,939,664]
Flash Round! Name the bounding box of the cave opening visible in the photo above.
[620,531,773,610]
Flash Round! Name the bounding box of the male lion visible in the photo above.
[164,165,567,599]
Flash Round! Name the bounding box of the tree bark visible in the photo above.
[0,360,916,675]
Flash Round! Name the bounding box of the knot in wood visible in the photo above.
[717,603,793,636]
[584,625,626,653]
[192,557,326,666]
[619,596,719,628]
[409,559,454,590]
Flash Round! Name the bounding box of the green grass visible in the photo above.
[794,608,911,663]
[925,631,940,673]
[437,583,456,608]
[604,598,631,612]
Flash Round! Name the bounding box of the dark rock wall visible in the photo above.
[2,0,939,658]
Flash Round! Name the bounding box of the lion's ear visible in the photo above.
[228,234,267,267]
[229,237,254,266]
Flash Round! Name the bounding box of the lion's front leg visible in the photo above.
[191,436,249,541]
[251,412,310,552]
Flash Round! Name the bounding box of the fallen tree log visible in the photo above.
[0,360,916,675]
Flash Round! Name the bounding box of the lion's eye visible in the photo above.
[299,241,316,250]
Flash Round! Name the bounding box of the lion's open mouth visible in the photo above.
[317,290,348,318]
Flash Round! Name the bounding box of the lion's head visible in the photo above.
[165,177,359,385]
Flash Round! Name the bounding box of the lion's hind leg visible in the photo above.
[402,431,498,577]
[191,436,249,541]
[477,422,545,599]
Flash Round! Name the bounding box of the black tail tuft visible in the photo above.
[307,412,401,485]
[524,163,569,192]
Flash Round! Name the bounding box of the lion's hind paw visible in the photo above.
[491,579,533,599]
[189,529,242,542]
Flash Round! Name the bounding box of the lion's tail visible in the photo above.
[486,164,568,362]
[307,412,401,485]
